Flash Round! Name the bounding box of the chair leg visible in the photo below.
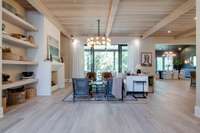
[73,94,75,102]
[132,93,138,101]
[62,95,68,102]
[121,87,124,101]
[132,82,137,100]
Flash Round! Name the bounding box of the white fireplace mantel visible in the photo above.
[36,61,65,96]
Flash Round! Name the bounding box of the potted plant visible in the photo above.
[173,58,183,71]
[173,58,183,79]
[135,64,142,74]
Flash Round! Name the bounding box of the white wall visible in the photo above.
[60,35,72,80]
[44,17,61,59]
[140,37,195,74]
[195,0,200,118]
[60,36,85,80]
[76,36,195,75]
[71,39,85,78]
[0,0,3,118]
[27,12,62,96]
[27,14,61,62]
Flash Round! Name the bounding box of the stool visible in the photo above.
[133,80,147,99]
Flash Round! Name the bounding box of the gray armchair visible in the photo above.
[72,78,89,102]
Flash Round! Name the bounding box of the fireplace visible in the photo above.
[36,61,65,96]
[51,71,58,92]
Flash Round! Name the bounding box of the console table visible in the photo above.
[126,75,149,92]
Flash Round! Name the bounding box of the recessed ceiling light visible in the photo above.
[72,39,78,44]
[194,16,198,20]
[168,30,172,34]
[134,39,140,46]
[178,47,182,51]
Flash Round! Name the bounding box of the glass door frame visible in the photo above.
[85,44,128,73]
[118,44,127,73]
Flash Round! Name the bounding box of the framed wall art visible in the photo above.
[141,52,152,66]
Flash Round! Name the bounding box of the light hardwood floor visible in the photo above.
[0,80,200,133]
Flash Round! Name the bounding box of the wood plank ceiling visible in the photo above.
[42,0,196,38]
[43,0,110,36]
[155,9,196,37]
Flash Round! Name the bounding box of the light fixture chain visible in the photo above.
[98,19,100,36]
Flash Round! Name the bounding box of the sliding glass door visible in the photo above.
[156,56,174,71]
[119,45,128,73]
[84,44,128,74]
[94,51,118,73]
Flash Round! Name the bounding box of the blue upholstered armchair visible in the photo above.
[72,78,89,102]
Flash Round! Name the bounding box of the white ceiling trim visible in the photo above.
[106,0,120,37]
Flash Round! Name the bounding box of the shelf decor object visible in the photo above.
[3,34,37,48]
[1,0,40,116]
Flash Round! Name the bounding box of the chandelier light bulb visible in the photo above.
[86,20,111,48]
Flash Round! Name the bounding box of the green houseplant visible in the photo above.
[173,58,183,71]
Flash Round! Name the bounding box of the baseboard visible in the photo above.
[0,106,3,118]
[195,106,200,118]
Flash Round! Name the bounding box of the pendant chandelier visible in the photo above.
[162,51,176,57]
[87,19,111,48]
[162,45,176,57]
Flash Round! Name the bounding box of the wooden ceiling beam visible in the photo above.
[175,28,196,39]
[105,0,120,37]
[27,0,71,38]
[142,0,195,39]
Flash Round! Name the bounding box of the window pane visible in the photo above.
[122,46,128,72]
[84,51,92,72]
[157,57,163,71]
[84,44,128,74]
[164,57,173,71]
[94,51,118,73]
[193,56,196,67]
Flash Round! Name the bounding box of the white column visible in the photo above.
[128,39,140,72]
[195,0,200,118]
[0,0,3,118]
[71,39,85,78]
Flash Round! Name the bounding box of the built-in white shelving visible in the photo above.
[1,1,40,116]
[3,34,37,48]
[2,79,38,90]
[2,8,37,31]
[2,60,38,65]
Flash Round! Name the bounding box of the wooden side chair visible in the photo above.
[86,72,97,81]
[102,72,112,80]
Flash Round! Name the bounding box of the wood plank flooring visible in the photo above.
[0,80,200,133]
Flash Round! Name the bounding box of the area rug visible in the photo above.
[63,93,148,104]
